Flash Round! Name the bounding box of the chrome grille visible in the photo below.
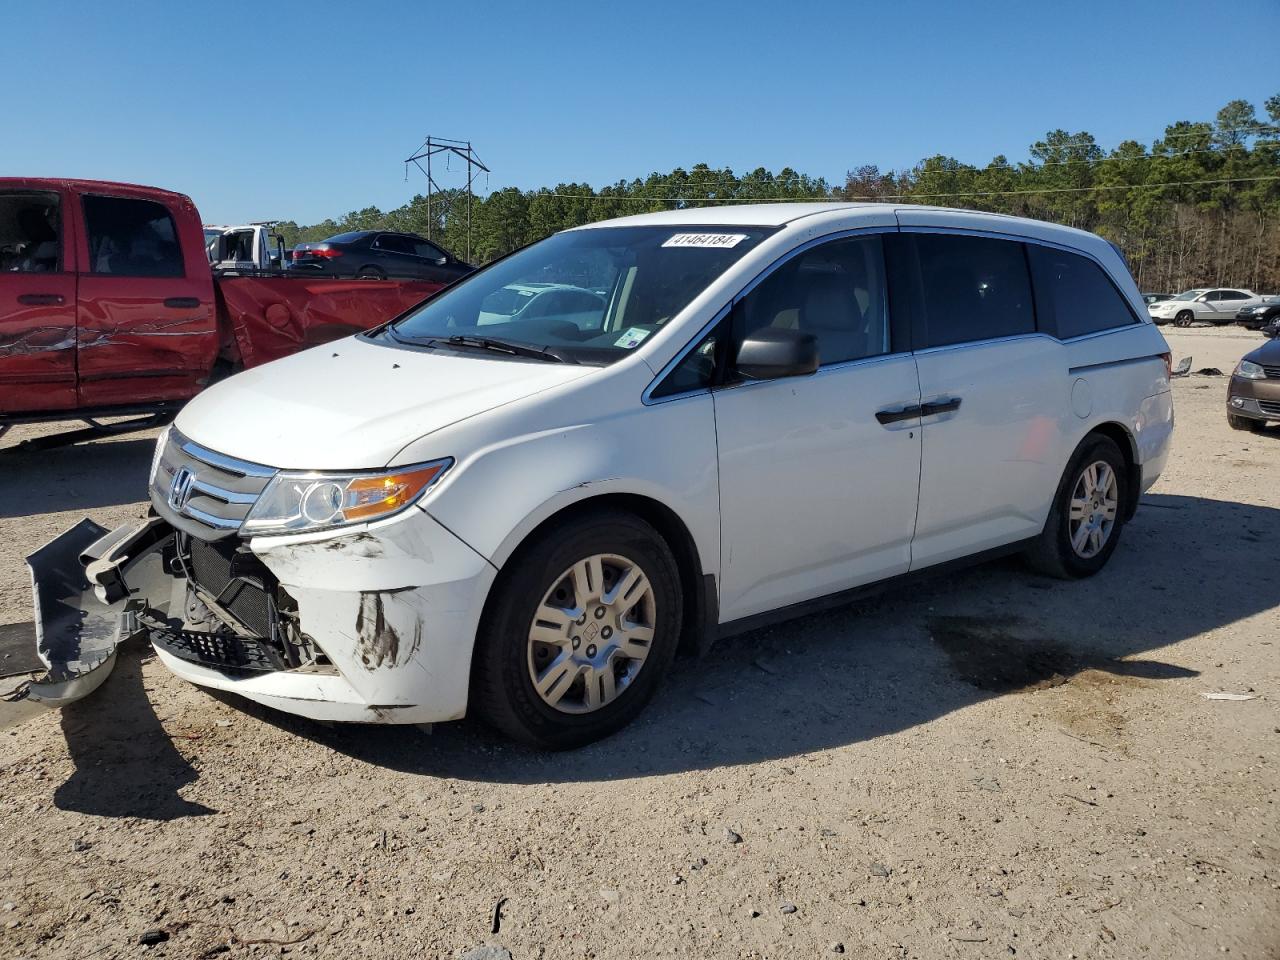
[1261,364,1280,379]
[1258,399,1280,415]
[150,429,275,539]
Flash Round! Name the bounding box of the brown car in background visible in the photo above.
[1228,337,1280,432]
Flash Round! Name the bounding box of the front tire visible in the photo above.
[1025,435,1128,580]
[1228,413,1265,433]
[471,510,683,749]
[1174,310,1194,327]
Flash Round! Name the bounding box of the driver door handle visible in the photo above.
[921,397,962,416]
[17,293,64,306]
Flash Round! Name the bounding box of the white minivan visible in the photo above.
[29,203,1174,748]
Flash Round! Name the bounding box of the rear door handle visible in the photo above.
[17,293,64,306]
[875,404,922,425]
[163,297,200,309]
[921,397,962,416]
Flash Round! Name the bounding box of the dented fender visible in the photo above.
[243,510,496,719]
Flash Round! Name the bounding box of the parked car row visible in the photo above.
[1144,288,1268,327]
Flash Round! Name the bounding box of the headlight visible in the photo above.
[242,458,452,535]
[1235,359,1266,380]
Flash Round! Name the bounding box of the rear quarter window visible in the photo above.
[914,233,1035,348]
[1027,245,1138,339]
[83,195,184,277]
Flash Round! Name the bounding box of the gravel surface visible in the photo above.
[1,329,1277,959]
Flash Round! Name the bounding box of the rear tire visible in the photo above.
[1024,435,1128,580]
[1175,311,1194,327]
[356,266,386,280]
[471,509,683,749]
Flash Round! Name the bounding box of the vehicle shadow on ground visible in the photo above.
[0,438,155,517]
[54,640,215,820]
[245,491,1276,784]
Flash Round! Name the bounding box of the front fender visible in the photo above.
[422,394,721,577]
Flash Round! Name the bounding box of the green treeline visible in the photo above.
[278,95,1280,292]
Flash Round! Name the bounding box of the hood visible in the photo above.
[175,336,592,469]
[1244,337,1280,366]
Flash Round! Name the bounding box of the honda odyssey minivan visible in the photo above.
[29,203,1174,748]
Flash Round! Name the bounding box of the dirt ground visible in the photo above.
[1,328,1277,960]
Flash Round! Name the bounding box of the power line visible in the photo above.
[537,144,1268,198]
[544,174,1280,205]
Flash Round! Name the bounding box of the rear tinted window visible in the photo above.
[914,234,1034,347]
[412,239,445,259]
[1027,245,1137,339]
[83,195,183,277]
[328,231,368,243]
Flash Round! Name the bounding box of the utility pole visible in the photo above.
[404,136,489,262]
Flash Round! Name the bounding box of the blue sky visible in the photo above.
[7,0,1278,224]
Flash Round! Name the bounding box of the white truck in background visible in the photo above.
[204,221,287,273]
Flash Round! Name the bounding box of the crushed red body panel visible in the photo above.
[215,276,441,369]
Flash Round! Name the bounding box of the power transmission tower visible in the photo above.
[404,136,489,262]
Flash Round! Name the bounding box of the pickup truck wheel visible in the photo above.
[356,266,385,279]
[1024,435,1127,580]
[472,510,682,749]
[1174,311,1194,327]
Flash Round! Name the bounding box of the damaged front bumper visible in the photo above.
[27,508,496,723]
[25,517,173,705]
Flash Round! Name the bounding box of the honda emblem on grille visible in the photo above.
[168,466,195,512]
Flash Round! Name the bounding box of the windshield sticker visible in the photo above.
[614,327,652,349]
[662,232,749,249]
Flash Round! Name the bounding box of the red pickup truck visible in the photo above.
[0,178,448,442]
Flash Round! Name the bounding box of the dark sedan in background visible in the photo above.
[1228,336,1280,431]
[1236,296,1280,331]
[290,230,473,282]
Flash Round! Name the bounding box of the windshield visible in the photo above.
[380,225,775,364]
[1172,289,1208,300]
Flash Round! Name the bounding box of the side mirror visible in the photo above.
[736,327,819,380]
[1196,295,1209,302]
[435,256,448,266]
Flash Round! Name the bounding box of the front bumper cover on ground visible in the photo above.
[25,517,172,705]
